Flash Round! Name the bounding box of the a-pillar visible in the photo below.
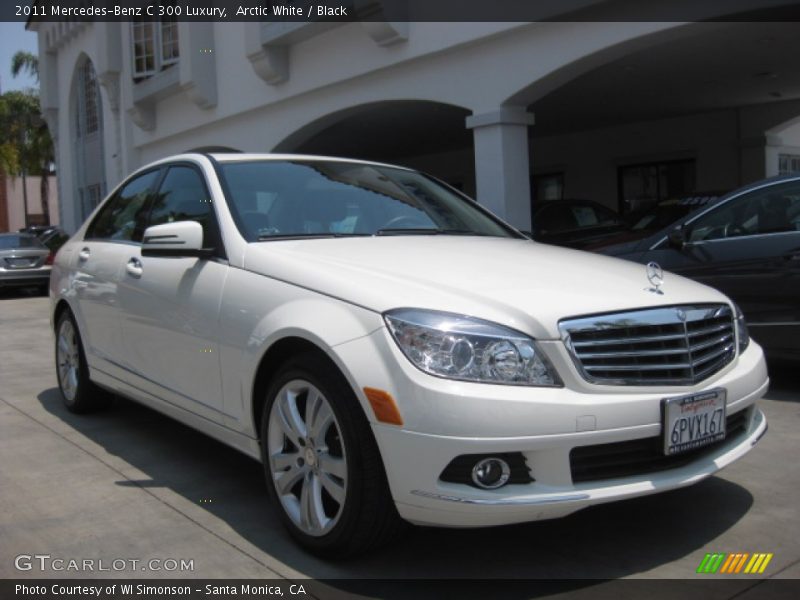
[466,107,535,230]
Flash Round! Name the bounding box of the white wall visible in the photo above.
[4,176,59,231]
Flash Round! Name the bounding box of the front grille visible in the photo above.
[570,409,749,483]
[559,304,735,385]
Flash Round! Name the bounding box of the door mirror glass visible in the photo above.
[142,221,209,257]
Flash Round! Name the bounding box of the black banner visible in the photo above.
[5,0,800,23]
[3,579,800,600]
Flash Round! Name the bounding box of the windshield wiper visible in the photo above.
[256,232,371,241]
[374,228,443,236]
[374,227,491,237]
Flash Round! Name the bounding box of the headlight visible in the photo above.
[734,303,750,354]
[384,308,561,386]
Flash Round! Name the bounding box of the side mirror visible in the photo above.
[667,226,687,249]
[142,221,213,258]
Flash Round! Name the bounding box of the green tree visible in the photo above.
[0,50,54,227]
[11,51,39,80]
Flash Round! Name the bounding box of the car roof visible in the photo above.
[145,152,416,172]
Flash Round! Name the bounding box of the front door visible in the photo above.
[116,164,230,421]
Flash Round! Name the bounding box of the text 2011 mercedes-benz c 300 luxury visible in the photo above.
[51,154,768,556]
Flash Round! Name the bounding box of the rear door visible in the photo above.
[72,170,159,367]
[115,163,230,422]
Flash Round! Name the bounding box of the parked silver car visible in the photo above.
[0,233,53,294]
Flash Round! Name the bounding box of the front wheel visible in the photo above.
[260,354,405,557]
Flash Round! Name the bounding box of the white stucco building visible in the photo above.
[29,2,800,234]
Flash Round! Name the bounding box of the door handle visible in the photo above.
[126,257,143,278]
[78,247,91,261]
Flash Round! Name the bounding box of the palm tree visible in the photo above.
[11,51,39,81]
[0,51,54,227]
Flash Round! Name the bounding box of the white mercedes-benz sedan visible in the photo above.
[51,153,768,556]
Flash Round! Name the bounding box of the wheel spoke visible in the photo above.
[308,395,334,441]
[318,454,346,479]
[276,390,307,445]
[67,368,78,394]
[274,462,305,496]
[299,472,326,531]
[319,471,346,504]
[58,335,70,355]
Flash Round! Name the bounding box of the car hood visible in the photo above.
[243,236,729,339]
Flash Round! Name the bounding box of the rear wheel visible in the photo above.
[55,311,111,413]
[260,353,405,557]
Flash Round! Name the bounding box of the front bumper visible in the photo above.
[335,329,769,528]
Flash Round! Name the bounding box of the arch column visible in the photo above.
[466,107,534,229]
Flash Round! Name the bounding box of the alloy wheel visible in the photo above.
[56,318,80,402]
[267,379,348,537]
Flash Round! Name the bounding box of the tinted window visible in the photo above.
[219,160,516,240]
[147,166,216,245]
[87,171,158,241]
[688,182,800,242]
[0,234,44,249]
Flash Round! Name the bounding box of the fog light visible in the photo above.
[471,457,511,489]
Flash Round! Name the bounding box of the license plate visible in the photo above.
[6,258,35,268]
[663,388,726,455]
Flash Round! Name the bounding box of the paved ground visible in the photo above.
[1,288,798,591]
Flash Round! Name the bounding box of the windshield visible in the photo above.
[218,160,519,241]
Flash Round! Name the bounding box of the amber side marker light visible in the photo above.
[364,387,404,426]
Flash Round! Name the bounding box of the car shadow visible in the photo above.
[766,362,799,402]
[0,286,47,299]
[37,387,754,592]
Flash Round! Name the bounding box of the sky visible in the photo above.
[0,21,40,93]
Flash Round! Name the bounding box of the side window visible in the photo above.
[147,166,218,247]
[688,182,800,242]
[86,171,158,241]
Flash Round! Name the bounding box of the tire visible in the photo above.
[55,311,111,413]
[260,353,406,557]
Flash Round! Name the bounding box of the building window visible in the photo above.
[532,173,564,204]
[779,154,800,175]
[131,11,179,81]
[617,159,695,215]
[77,60,99,135]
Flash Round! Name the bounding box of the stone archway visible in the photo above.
[273,100,474,193]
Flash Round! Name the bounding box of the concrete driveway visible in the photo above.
[1,288,798,592]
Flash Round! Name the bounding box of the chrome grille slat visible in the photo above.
[580,347,691,359]
[687,322,731,337]
[583,363,693,372]
[571,332,687,347]
[560,305,736,386]
[692,343,735,367]
[690,334,733,353]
